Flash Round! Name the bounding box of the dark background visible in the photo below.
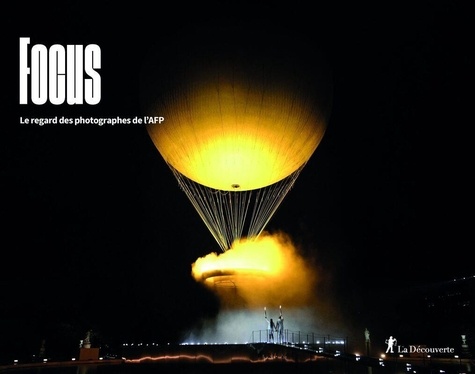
[2,0,473,363]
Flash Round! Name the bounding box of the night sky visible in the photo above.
[2,0,473,361]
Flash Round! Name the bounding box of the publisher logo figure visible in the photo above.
[385,336,397,353]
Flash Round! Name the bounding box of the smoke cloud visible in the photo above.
[185,231,347,344]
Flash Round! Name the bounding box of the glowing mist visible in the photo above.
[184,231,345,343]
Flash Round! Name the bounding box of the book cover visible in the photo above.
[2,1,473,370]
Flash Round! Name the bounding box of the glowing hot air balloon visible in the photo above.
[143,34,332,251]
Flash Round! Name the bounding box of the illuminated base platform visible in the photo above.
[1,344,473,374]
[121,343,474,374]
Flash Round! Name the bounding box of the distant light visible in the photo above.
[71,358,76,361]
